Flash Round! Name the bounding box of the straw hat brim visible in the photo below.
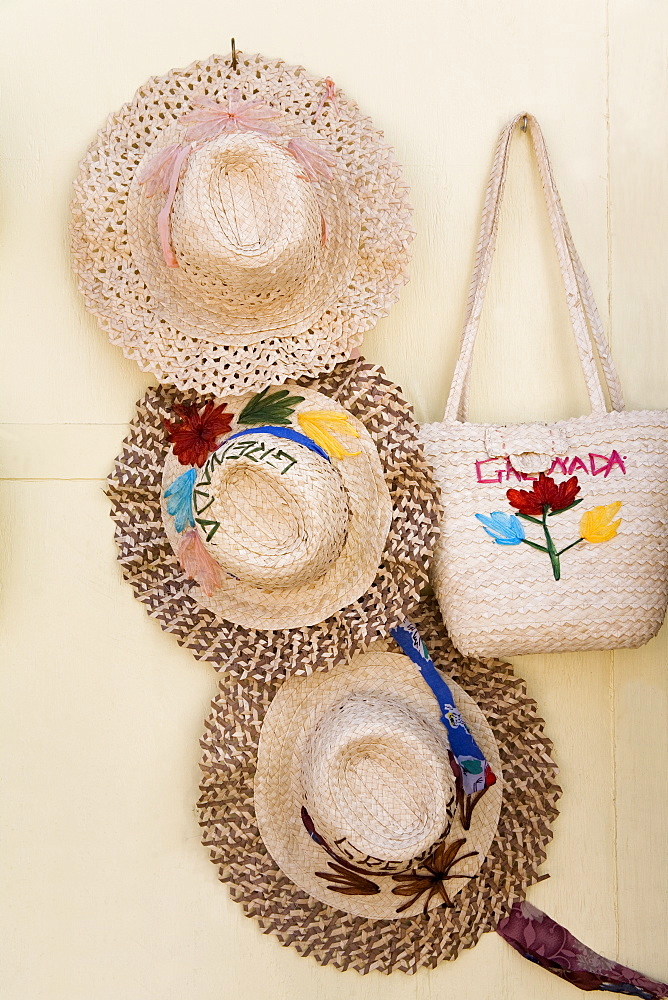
[107,361,441,680]
[71,52,414,396]
[254,651,503,920]
[198,595,561,974]
[160,387,393,629]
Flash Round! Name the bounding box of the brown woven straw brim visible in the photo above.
[71,51,414,396]
[160,387,393,630]
[198,594,561,975]
[107,360,441,681]
[254,651,503,920]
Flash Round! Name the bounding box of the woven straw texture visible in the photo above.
[420,114,668,658]
[254,651,503,920]
[71,51,414,396]
[108,360,441,680]
[198,594,561,974]
[160,387,393,629]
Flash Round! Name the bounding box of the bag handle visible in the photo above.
[444,113,625,424]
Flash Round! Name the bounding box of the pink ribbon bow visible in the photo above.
[180,90,282,142]
[315,77,339,118]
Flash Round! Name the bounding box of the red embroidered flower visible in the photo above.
[507,474,580,516]
[164,402,233,467]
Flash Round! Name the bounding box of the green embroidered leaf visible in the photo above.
[195,518,221,542]
[193,489,214,515]
[237,387,305,427]
[548,498,584,516]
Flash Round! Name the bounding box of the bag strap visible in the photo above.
[444,113,625,424]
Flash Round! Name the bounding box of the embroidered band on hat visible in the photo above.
[160,384,393,629]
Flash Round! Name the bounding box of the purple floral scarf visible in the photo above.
[498,902,667,997]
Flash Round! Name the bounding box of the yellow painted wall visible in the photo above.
[1,1,667,997]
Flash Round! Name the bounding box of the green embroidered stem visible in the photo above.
[517,513,543,525]
[542,506,561,581]
[521,539,549,553]
[557,537,584,556]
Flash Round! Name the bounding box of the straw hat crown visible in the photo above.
[199,428,351,589]
[169,131,325,300]
[160,383,394,629]
[128,97,359,346]
[302,694,456,864]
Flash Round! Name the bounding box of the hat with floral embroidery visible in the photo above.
[107,360,441,679]
[253,642,503,921]
[160,382,393,629]
[71,50,414,397]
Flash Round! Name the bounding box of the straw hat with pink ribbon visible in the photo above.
[71,51,414,396]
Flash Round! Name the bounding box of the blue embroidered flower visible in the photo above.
[476,511,526,545]
[164,468,197,532]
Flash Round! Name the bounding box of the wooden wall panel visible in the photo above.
[0,0,665,996]
[609,0,668,982]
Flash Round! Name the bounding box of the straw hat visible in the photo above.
[160,385,392,629]
[107,360,441,679]
[255,651,502,920]
[71,51,414,396]
[198,595,561,973]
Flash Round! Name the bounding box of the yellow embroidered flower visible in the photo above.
[297,411,362,459]
[579,502,622,543]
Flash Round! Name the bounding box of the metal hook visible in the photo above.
[231,38,238,70]
[521,115,528,133]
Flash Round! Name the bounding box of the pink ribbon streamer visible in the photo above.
[155,144,193,269]
[176,529,223,596]
[287,137,336,182]
[315,77,339,118]
[137,143,184,197]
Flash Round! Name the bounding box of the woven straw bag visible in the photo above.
[420,113,668,658]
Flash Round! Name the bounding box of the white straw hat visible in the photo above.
[160,385,393,629]
[71,51,414,396]
[254,650,503,920]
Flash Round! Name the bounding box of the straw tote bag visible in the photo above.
[420,113,668,658]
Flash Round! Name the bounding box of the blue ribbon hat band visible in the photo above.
[391,619,497,799]
[224,425,331,463]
